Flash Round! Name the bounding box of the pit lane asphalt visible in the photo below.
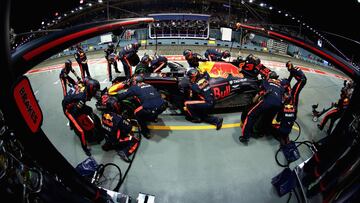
[27,50,346,203]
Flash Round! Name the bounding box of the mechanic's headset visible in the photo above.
[85,79,100,98]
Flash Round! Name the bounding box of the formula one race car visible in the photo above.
[96,60,260,116]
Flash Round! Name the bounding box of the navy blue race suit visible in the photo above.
[118,43,140,78]
[318,96,349,135]
[150,55,168,73]
[240,60,271,79]
[179,52,206,102]
[204,48,223,61]
[104,47,120,81]
[74,48,91,79]
[62,91,92,156]
[274,104,297,145]
[116,82,167,137]
[59,64,80,96]
[184,75,223,128]
[185,53,207,68]
[288,66,307,107]
[241,79,284,140]
[101,111,139,159]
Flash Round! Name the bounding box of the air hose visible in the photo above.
[93,128,142,192]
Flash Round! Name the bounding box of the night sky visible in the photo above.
[10,0,360,62]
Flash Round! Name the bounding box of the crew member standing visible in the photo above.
[59,59,81,96]
[274,94,297,146]
[104,43,121,81]
[74,45,91,79]
[240,72,284,143]
[118,42,141,79]
[286,61,307,108]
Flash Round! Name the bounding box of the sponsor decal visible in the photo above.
[213,85,231,99]
[229,78,246,84]
[13,77,43,133]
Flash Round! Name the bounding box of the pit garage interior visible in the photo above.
[1,1,360,203]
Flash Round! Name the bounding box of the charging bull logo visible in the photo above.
[102,113,113,127]
[213,85,231,99]
[198,62,242,78]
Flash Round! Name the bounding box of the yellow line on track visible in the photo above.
[140,123,300,131]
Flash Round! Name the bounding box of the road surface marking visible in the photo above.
[144,123,299,131]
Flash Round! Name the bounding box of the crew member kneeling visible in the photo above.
[115,75,167,138]
[62,78,100,156]
[317,89,350,135]
[184,69,223,130]
[101,97,139,162]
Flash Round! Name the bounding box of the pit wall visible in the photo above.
[50,28,329,68]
